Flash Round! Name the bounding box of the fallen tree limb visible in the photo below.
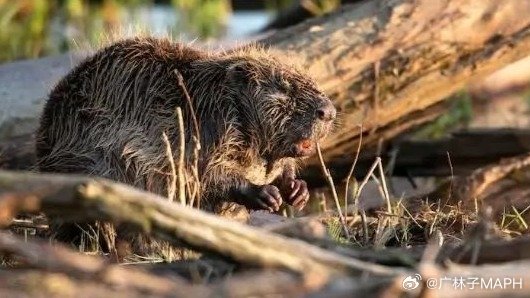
[0,231,205,297]
[408,152,530,210]
[453,153,530,204]
[261,0,364,32]
[0,170,409,280]
[0,270,183,298]
[0,268,315,298]
[441,235,530,265]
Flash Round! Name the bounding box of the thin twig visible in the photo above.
[176,108,187,206]
[353,157,381,204]
[174,70,202,207]
[352,158,383,245]
[316,143,350,239]
[344,124,363,215]
[377,160,392,213]
[360,210,369,245]
[174,70,201,144]
[162,132,177,202]
[447,151,454,205]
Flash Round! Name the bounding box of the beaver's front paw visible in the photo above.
[284,179,309,211]
[248,185,283,212]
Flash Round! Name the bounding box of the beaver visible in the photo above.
[36,37,335,212]
[35,37,335,258]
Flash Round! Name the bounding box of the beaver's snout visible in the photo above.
[316,101,336,122]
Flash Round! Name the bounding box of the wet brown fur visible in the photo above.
[36,37,334,258]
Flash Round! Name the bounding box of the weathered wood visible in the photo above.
[407,152,530,210]
[313,260,530,297]
[442,235,530,265]
[262,0,530,168]
[0,268,315,298]
[0,231,206,297]
[0,170,409,280]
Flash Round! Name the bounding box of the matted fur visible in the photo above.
[36,37,334,258]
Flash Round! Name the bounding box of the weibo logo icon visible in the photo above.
[402,274,422,290]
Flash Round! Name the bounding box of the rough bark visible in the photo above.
[261,0,530,168]
[0,170,409,280]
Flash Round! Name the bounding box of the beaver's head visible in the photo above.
[224,56,336,159]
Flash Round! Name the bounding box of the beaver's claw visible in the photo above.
[250,185,283,212]
[284,179,309,211]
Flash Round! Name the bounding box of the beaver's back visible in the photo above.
[36,38,205,189]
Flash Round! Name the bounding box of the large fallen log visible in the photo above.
[2,0,530,176]
[0,170,409,281]
[263,0,530,168]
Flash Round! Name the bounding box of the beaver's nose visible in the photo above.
[316,103,336,122]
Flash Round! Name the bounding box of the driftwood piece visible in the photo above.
[409,152,530,210]
[0,269,314,298]
[0,170,409,281]
[442,235,530,265]
[0,231,207,297]
[453,153,530,204]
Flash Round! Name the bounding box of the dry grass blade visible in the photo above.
[344,124,363,214]
[377,160,391,213]
[174,69,201,144]
[176,107,187,206]
[162,132,177,202]
[316,143,350,239]
[174,70,202,207]
[353,157,381,204]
